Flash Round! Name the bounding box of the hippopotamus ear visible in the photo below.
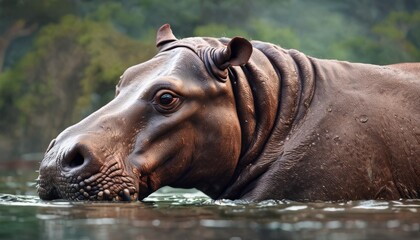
[214,37,253,69]
[156,24,178,48]
[208,37,252,81]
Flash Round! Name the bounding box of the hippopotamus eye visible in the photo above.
[153,90,181,112]
[160,93,175,105]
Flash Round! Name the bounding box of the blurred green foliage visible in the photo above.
[0,0,419,160]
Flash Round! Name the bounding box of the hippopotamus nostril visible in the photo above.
[67,151,85,169]
[61,145,89,172]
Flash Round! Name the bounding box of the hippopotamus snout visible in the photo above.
[38,129,139,201]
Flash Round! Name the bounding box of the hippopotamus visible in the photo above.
[37,24,420,202]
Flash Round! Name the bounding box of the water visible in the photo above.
[1,161,420,240]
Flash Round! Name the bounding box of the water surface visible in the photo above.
[1,162,419,240]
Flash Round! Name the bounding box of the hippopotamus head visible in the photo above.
[37,24,253,201]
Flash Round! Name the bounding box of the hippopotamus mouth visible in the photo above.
[37,162,138,201]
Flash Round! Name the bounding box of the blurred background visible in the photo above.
[0,0,419,162]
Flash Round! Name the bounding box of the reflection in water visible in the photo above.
[0,168,420,240]
[1,191,420,240]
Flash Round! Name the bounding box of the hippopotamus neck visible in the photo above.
[220,42,316,199]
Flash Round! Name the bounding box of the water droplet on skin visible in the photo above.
[120,189,131,201]
[152,220,161,227]
[123,189,130,196]
[359,115,368,123]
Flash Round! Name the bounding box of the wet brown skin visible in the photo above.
[38,24,420,202]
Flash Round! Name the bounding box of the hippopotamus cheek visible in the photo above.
[176,108,241,193]
[127,128,195,193]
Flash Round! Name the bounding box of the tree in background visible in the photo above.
[0,4,155,159]
[327,0,420,63]
[0,0,75,72]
